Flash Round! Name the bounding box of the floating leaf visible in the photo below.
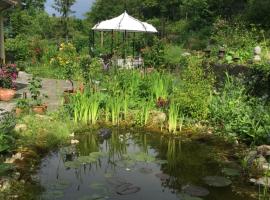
[139,167,153,174]
[104,172,113,178]
[182,185,209,197]
[203,176,232,187]
[116,182,141,195]
[64,160,81,169]
[77,156,97,164]
[124,152,155,163]
[222,168,240,176]
[42,190,64,199]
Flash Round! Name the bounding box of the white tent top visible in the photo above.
[92,11,158,33]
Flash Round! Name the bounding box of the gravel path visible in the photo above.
[0,72,75,112]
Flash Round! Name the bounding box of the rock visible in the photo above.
[155,173,170,182]
[182,52,191,57]
[250,177,270,187]
[254,46,262,55]
[149,111,166,126]
[71,139,79,144]
[98,128,112,140]
[257,145,270,156]
[253,155,268,169]
[0,178,11,192]
[253,55,261,62]
[5,153,23,164]
[14,124,27,132]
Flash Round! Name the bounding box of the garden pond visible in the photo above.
[32,128,258,200]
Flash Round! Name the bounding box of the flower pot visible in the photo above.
[0,88,16,102]
[32,105,47,114]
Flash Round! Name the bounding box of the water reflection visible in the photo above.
[37,128,257,200]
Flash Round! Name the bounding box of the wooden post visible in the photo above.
[0,13,5,64]
[101,31,104,48]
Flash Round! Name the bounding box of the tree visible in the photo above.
[53,0,76,41]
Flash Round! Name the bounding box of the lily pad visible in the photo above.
[42,190,64,199]
[177,193,203,200]
[182,184,209,197]
[116,182,141,195]
[222,168,240,176]
[203,176,232,187]
[64,160,81,169]
[77,156,97,164]
[139,167,153,174]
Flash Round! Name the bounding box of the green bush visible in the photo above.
[173,56,214,119]
[209,74,270,143]
[0,110,16,153]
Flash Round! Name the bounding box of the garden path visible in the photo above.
[0,72,73,112]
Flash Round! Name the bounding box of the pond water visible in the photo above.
[36,128,258,200]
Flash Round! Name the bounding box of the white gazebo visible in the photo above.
[0,0,17,64]
[91,11,157,68]
[92,11,158,33]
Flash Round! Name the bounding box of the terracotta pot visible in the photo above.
[0,88,16,102]
[32,105,47,114]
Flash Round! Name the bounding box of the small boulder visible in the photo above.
[149,111,166,126]
[71,139,79,144]
[14,124,27,132]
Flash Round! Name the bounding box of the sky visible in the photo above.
[45,0,95,18]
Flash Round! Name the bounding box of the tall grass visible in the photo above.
[109,96,122,125]
[150,72,171,101]
[139,101,152,126]
[168,102,180,134]
[72,91,102,125]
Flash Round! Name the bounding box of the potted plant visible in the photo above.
[0,64,18,102]
[15,98,30,116]
[29,76,47,114]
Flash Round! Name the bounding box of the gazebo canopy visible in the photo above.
[92,11,158,33]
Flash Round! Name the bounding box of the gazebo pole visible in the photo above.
[101,31,104,48]
[132,32,135,58]
[0,13,5,64]
[111,30,114,54]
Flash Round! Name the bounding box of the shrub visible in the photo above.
[209,74,270,144]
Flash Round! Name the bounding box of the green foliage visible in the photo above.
[174,57,214,120]
[209,74,270,143]
[0,111,16,153]
[28,76,46,106]
[71,91,103,125]
[168,102,180,134]
[141,37,165,68]
[18,114,71,149]
[163,44,183,69]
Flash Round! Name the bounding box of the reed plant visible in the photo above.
[151,72,171,101]
[72,91,102,125]
[109,96,122,125]
[168,102,180,134]
[139,101,152,126]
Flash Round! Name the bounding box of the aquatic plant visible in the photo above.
[109,96,122,125]
[168,102,180,134]
[151,72,171,101]
[72,91,102,125]
[139,101,152,126]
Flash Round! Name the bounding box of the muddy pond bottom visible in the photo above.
[37,129,257,200]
